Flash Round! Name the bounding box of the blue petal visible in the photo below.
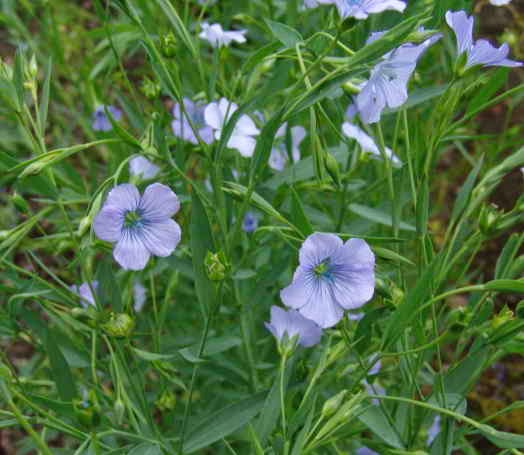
[113,230,151,270]
[139,183,180,220]
[139,219,181,257]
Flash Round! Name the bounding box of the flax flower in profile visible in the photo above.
[204,98,260,157]
[71,281,98,308]
[269,123,306,172]
[342,122,401,166]
[356,33,442,124]
[172,98,214,145]
[129,156,160,180]
[281,233,375,328]
[265,306,322,348]
[92,105,122,132]
[94,183,181,271]
[489,0,511,4]
[199,22,247,48]
[133,281,147,312]
[316,0,406,20]
[446,11,522,70]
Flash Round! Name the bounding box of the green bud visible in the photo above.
[141,77,161,100]
[160,32,177,58]
[321,390,348,418]
[102,313,135,338]
[0,230,10,241]
[77,216,92,237]
[0,362,13,381]
[324,152,341,186]
[491,305,514,329]
[501,30,518,48]
[479,204,502,236]
[28,54,38,79]
[205,251,229,281]
[20,160,47,178]
[114,398,125,425]
[156,390,177,411]
[342,81,361,95]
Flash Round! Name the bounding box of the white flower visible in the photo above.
[489,0,511,5]
[342,122,401,166]
[199,23,247,48]
[204,98,260,157]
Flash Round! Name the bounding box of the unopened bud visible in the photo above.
[114,398,125,425]
[491,305,514,330]
[324,152,341,186]
[102,313,135,338]
[156,390,177,411]
[160,32,177,58]
[28,55,38,79]
[77,216,92,237]
[11,192,29,213]
[342,81,361,95]
[141,77,161,100]
[20,160,46,178]
[205,251,229,281]
[479,204,502,236]
[73,391,100,428]
[321,390,348,418]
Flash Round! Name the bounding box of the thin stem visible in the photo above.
[279,353,288,445]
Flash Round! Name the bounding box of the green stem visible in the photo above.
[280,353,288,445]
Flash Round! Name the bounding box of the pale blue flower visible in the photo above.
[356,33,441,124]
[489,0,511,4]
[446,11,522,69]
[172,98,214,145]
[317,0,406,20]
[363,379,385,405]
[94,183,181,271]
[204,98,260,157]
[269,123,306,172]
[265,306,322,348]
[356,448,379,455]
[348,312,364,321]
[133,281,147,312]
[281,233,375,328]
[304,0,320,8]
[71,281,98,308]
[92,105,122,132]
[129,156,160,180]
[199,23,247,48]
[427,415,441,446]
[367,353,381,376]
[243,212,258,233]
[342,122,401,166]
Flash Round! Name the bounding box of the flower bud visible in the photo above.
[11,192,29,213]
[479,204,502,236]
[20,160,47,178]
[28,54,38,79]
[140,77,161,100]
[113,398,125,425]
[205,251,229,281]
[156,390,177,411]
[491,305,514,330]
[0,362,13,381]
[77,216,92,237]
[321,390,348,418]
[324,152,341,187]
[342,81,361,95]
[160,32,177,58]
[102,313,135,338]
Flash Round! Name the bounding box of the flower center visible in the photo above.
[314,258,333,280]
[124,210,143,229]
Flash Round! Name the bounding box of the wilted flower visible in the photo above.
[172,98,214,145]
[356,34,442,124]
[446,11,522,70]
[133,281,147,312]
[342,122,401,166]
[427,415,441,446]
[199,22,247,48]
[243,212,259,233]
[204,98,260,157]
[265,306,322,348]
[269,123,306,172]
[71,281,98,308]
[316,0,406,20]
[129,156,160,180]
[94,183,181,271]
[348,312,364,321]
[281,233,375,328]
[92,105,122,132]
[363,379,385,405]
[304,0,320,8]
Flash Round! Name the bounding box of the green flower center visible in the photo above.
[124,210,143,228]
[314,258,332,279]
